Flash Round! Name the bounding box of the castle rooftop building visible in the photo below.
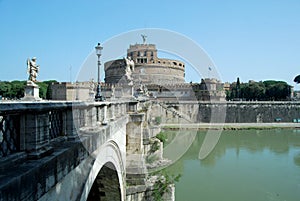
[50,38,226,101]
[104,42,185,84]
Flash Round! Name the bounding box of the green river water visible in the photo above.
[163,129,300,201]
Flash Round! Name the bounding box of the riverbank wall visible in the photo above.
[151,101,300,124]
[161,123,300,130]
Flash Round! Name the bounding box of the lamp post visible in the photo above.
[75,80,79,100]
[95,43,105,101]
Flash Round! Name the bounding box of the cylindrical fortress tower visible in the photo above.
[104,43,185,84]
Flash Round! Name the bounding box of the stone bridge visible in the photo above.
[0,99,171,201]
[3,99,296,200]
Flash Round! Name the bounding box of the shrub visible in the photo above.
[156,132,167,144]
[154,116,162,125]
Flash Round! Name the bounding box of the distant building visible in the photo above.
[103,41,226,101]
[50,40,226,101]
[105,43,185,85]
[223,82,231,91]
[294,90,300,100]
[50,82,89,101]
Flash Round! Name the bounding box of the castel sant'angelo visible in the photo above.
[50,36,227,101]
[105,38,185,85]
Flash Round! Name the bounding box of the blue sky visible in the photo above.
[1,0,300,89]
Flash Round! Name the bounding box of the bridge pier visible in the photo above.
[126,113,147,188]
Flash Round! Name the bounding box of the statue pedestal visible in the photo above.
[122,85,134,98]
[22,81,41,101]
[88,91,95,101]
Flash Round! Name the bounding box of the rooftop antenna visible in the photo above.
[141,34,147,44]
[69,65,72,83]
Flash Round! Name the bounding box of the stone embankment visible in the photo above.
[162,123,300,130]
[152,101,300,124]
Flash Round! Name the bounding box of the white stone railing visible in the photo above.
[0,100,138,160]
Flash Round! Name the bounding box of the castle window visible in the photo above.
[144,51,147,56]
[151,51,154,56]
[179,63,182,66]
[158,60,161,63]
[173,62,177,65]
[137,51,140,56]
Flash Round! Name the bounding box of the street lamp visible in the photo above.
[95,43,105,101]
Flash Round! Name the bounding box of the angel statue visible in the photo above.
[124,56,135,85]
[141,34,147,44]
[89,78,95,92]
[27,57,39,82]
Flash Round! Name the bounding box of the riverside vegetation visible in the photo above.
[0,80,56,100]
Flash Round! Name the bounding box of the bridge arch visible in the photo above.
[87,162,121,201]
[80,140,125,201]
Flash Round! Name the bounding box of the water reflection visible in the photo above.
[164,129,300,201]
[294,152,300,167]
[165,129,300,177]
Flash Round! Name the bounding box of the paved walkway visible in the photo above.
[161,122,300,129]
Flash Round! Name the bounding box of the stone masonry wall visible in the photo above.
[155,101,300,123]
[224,102,300,123]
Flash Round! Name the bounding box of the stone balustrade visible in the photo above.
[0,100,138,163]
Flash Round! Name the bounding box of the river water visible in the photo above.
[163,129,300,201]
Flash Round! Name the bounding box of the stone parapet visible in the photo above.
[0,99,131,201]
[0,100,129,161]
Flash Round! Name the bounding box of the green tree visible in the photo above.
[0,80,57,100]
[44,80,57,100]
[236,77,241,99]
[241,82,265,100]
[37,82,48,99]
[294,75,300,84]
[227,79,291,101]
[0,82,12,98]
[264,80,290,100]
[225,89,232,101]
[229,82,237,100]
[11,80,26,99]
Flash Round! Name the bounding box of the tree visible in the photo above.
[241,82,265,100]
[10,80,26,99]
[0,80,57,100]
[0,82,12,98]
[236,77,241,99]
[264,80,290,101]
[44,80,57,100]
[227,79,291,101]
[294,75,300,84]
[251,82,265,100]
[228,82,237,100]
